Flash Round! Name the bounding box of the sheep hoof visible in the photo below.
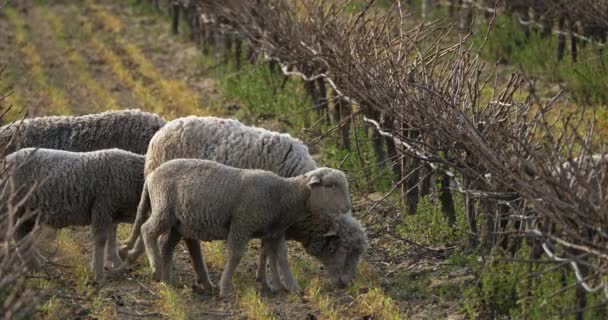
[151,269,162,282]
[92,275,106,286]
[284,284,302,294]
[105,257,123,269]
[219,285,233,298]
[111,261,130,273]
[118,245,130,259]
[255,270,263,282]
[262,281,280,294]
[197,279,216,290]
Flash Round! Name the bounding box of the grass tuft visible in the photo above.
[157,284,189,320]
[239,288,277,320]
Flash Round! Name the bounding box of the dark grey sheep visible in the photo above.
[0,109,165,266]
[4,148,145,282]
[0,109,166,156]
[119,159,351,297]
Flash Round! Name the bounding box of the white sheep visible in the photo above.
[0,109,165,266]
[4,148,145,282]
[118,116,366,292]
[120,159,351,297]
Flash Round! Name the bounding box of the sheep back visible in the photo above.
[0,109,166,156]
[144,116,316,176]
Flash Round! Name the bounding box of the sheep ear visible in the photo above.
[307,175,321,186]
[323,229,337,237]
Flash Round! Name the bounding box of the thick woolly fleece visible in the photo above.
[129,159,351,296]
[0,109,166,156]
[143,116,316,176]
[5,148,145,281]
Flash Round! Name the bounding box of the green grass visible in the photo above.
[157,284,189,320]
[239,288,277,320]
[397,195,468,248]
[472,15,608,105]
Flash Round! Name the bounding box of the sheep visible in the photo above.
[120,158,351,297]
[0,109,165,266]
[257,213,368,289]
[4,148,145,282]
[118,116,366,292]
[0,109,166,156]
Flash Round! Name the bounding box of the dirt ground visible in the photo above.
[0,1,468,319]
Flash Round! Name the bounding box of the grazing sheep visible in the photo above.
[4,148,145,282]
[257,213,368,289]
[121,158,351,297]
[0,109,166,156]
[0,109,165,266]
[118,116,365,292]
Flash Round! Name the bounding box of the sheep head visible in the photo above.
[303,214,368,288]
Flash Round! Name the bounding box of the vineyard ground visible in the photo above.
[0,1,472,319]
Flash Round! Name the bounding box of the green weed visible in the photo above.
[472,15,608,105]
[397,195,468,247]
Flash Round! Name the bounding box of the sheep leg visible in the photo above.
[160,227,182,283]
[141,215,168,282]
[105,224,122,268]
[219,234,248,297]
[273,237,301,293]
[260,239,282,293]
[184,238,215,289]
[91,205,114,283]
[255,244,268,283]
[91,225,111,283]
[141,222,162,281]
[114,235,145,272]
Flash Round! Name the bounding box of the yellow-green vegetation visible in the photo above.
[93,36,164,112]
[85,0,204,118]
[157,284,189,320]
[40,8,120,111]
[4,7,71,115]
[55,230,93,295]
[202,241,226,270]
[85,1,123,34]
[90,295,116,320]
[305,278,346,320]
[353,288,402,320]
[38,296,70,319]
[239,288,277,320]
[0,73,25,122]
[77,11,165,114]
